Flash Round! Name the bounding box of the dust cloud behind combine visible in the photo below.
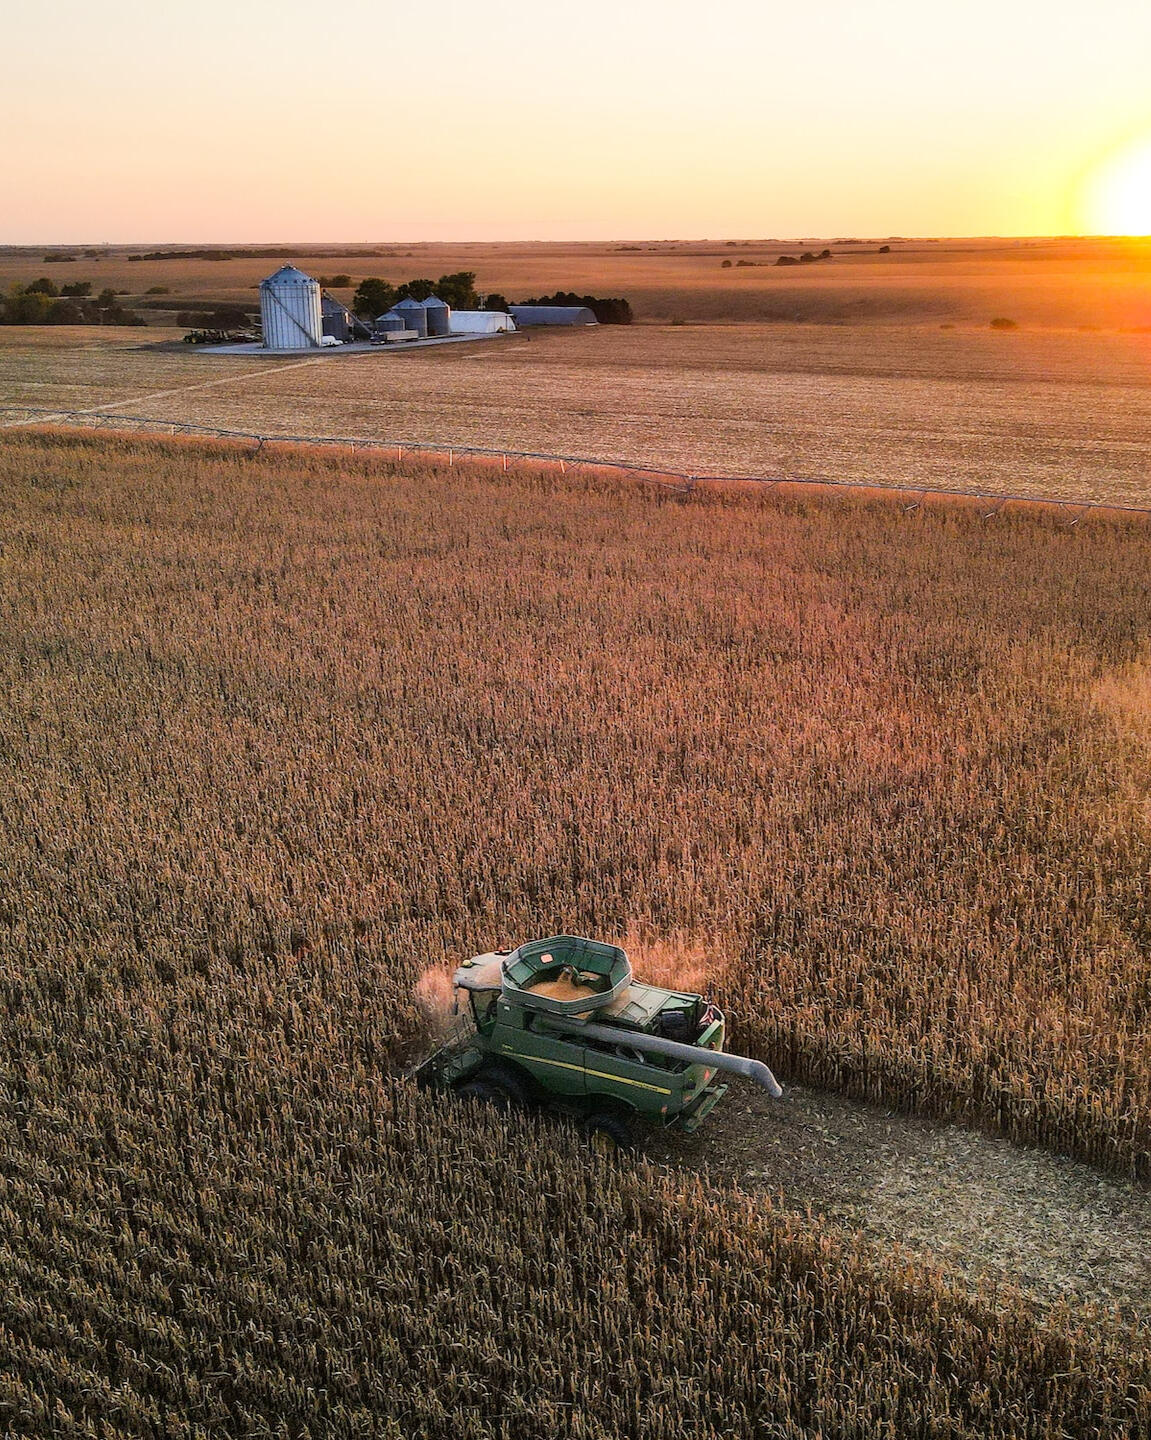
[413,968,457,1033]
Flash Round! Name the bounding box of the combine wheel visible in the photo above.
[455,1078,509,1109]
[584,1112,634,1154]
[480,1062,533,1108]
[455,1064,532,1111]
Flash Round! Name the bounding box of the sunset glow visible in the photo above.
[1083,135,1151,235]
[2,0,1151,241]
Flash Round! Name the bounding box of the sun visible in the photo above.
[1082,134,1151,235]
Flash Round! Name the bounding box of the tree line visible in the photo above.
[352,275,634,324]
[353,272,480,318]
[1,278,143,326]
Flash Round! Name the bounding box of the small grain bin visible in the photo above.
[259,265,323,349]
[321,293,351,343]
[375,312,406,335]
[422,295,451,336]
[392,296,428,338]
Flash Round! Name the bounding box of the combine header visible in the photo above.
[413,935,782,1150]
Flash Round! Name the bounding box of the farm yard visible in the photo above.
[2,427,1150,1436]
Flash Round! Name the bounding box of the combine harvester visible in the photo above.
[414,935,782,1150]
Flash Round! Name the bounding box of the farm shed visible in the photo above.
[449,310,517,334]
[508,305,597,326]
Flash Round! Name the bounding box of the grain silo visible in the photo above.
[392,296,428,338]
[422,295,451,336]
[259,265,323,349]
[375,312,406,335]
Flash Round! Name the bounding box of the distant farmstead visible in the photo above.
[253,264,602,352]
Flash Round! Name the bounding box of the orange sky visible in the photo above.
[3,0,1150,241]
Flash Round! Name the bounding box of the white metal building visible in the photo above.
[448,310,516,334]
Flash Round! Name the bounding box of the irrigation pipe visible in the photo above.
[1,405,1148,521]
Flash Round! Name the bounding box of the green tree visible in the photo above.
[353,277,396,318]
[2,285,53,323]
[395,277,437,302]
[47,300,85,324]
[433,271,478,308]
[27,277,58,296]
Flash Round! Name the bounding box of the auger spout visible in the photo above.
[556,1017,784,1098]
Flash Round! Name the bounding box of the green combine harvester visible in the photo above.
[413,935,782,1149]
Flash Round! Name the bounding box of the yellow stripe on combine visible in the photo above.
[500,1047,674,1096]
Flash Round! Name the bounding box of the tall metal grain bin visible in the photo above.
[392,296,428,338]
[422,295,451,336]
[259,265,323,349]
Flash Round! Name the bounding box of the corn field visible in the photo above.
[3,1078,1149,1439]
[1,429,1150,1435]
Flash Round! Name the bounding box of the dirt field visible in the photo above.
[3,315,1151,505]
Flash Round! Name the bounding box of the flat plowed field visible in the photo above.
[3,316,1150,505]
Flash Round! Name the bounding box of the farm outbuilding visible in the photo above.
[448,311,517,334]
[259,265,323,349]
[508,305,597,327]
[243,265,523,353]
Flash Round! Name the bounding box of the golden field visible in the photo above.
[2,430,1151,1435]
[6,236,1151,327]
[2,236,1151,1435]
[0,326,1149,508]
[3,430,1149,1176]
[2,237,1150,507]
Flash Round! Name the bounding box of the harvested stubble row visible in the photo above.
[1,430,1151,1435]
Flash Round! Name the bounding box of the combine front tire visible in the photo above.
[584,1112,634,1154]
[455,1063,532,1111]
[456,1078,509,1109]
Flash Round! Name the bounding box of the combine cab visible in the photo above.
[413,935,782,1149]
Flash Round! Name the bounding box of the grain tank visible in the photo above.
[392,296,427,338]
